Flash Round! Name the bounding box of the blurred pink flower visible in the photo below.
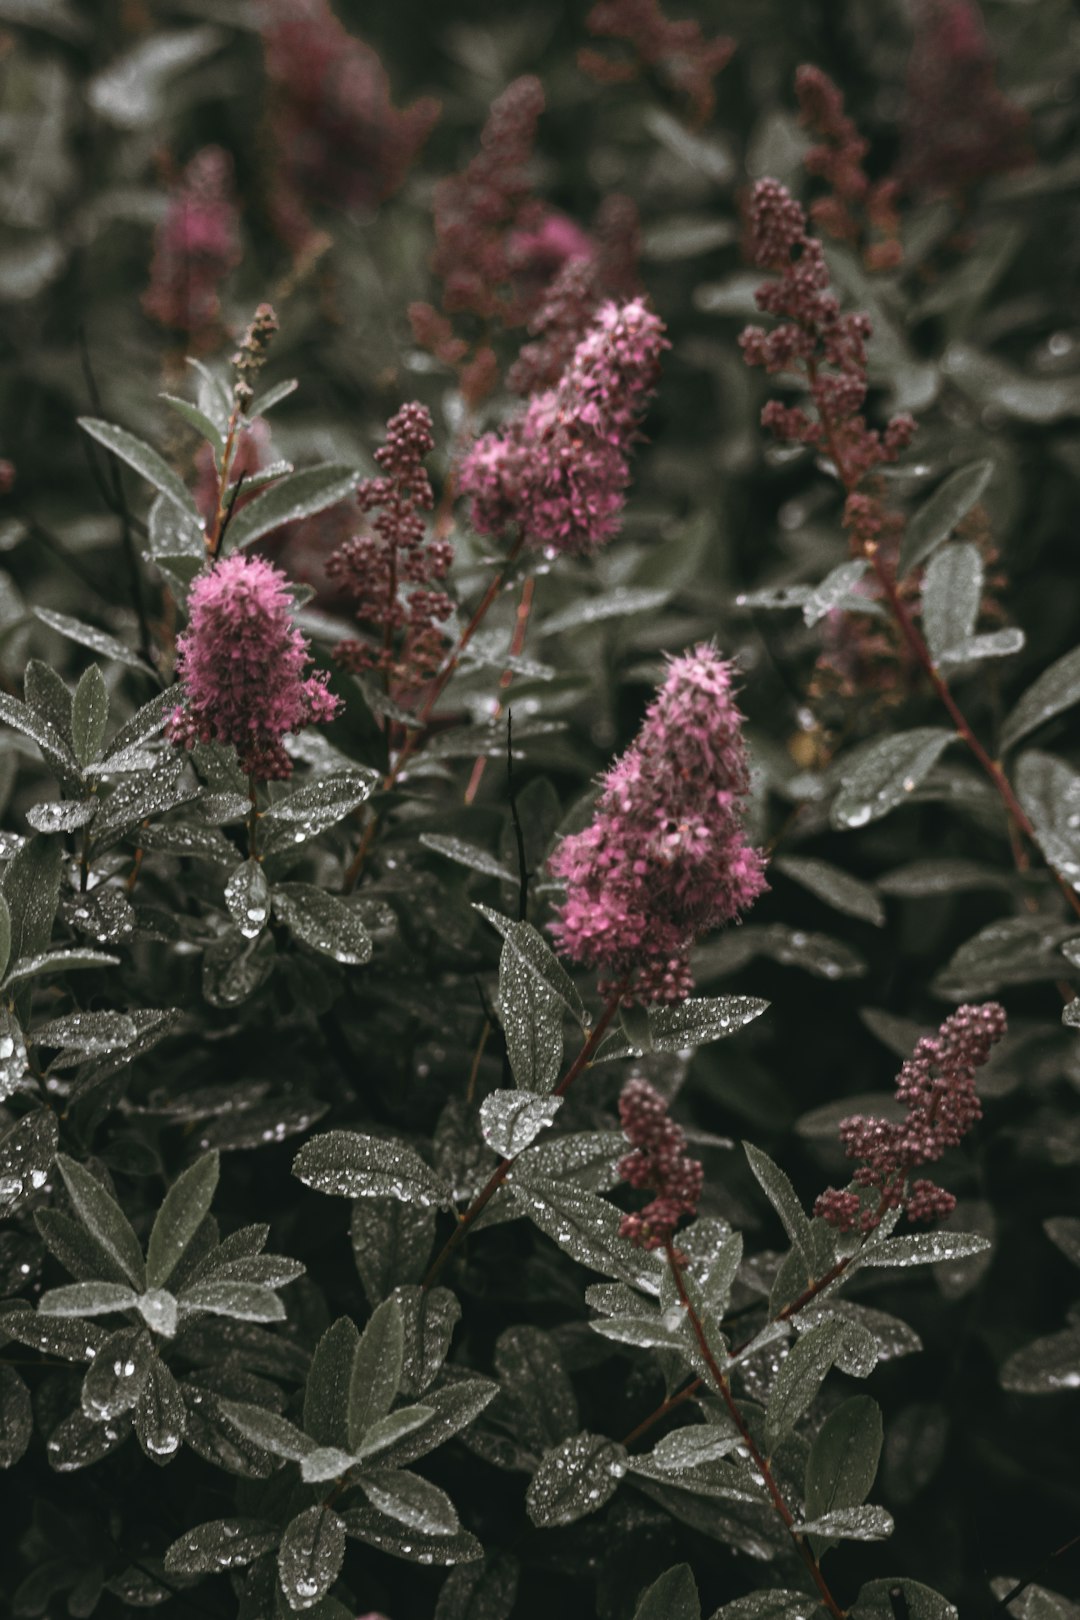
[143,147,241,348]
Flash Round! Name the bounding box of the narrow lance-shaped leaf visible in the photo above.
[898,459,993,576]
[348,1296,404,1448]
[832,729,955,830]
[79,417,202,527]
[225,464,360,551]
[146,1151,220,1290]
[56,1154,145,1288]
[921,544,982,665]
[1002,644,1080,753]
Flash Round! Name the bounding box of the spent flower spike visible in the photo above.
[580,0,735,127]
[815,1001,1007,1233]
[617,1076,703,1249]
[166,553,341,781]
[460,296,667,555]
[549,644,767,1003]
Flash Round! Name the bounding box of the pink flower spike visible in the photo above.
[617,1077,703,1249]
[548,644,767,1004]
[166,553,342,782]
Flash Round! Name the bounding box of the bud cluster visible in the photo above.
[617,1077,703,1250]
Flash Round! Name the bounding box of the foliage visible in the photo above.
[1,1,1079,1617]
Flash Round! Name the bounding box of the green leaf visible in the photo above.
[293,1130,452,1210]
[0,892,9,982]
[495,1325,579,1451]
[710,1591,814,1618]
[420,833,516,882]
[933,917,1074,997]
[160,392,225,451]
[499,940,564,1094]
[803,559,871,628]
[225,465,359,551]
[876,858,1011,896]
[248,377,299,417]
[1,835,62,968]
[303,1317,359,1449]
[277,1506,345,1612]
[177,1280,285,1322]
[1001,645,1080,753]
[798,1505,893,1540]
[81,1325,153,1421]
[164,1519,279,1575]
[259,772,376,853]
[475,907,586,1026]
[394,1285,461,1397]
[348,1297,404,1449]
[775,856,884,926]
[3,947,121,986]
[525,1432,628,1527]
[341,1501,481,1565]
[648,996,771,1051]
[0,1008,27,1099]
[434,1555,519,1620]
[56,1153,145,1288]
[78,417,202,527]
[743,1143,812,1269]
[272,884,373,965]
[38,1281,139,1316]
[0,1108,58,1216]
[358,1469,462,1537]
[353,1404,435,1462]
[1016,749,1080,889]
[632,1565,701,1620]
[766,1318,866,1446]
[804,1396,884,1556]
[480,1091,562,1157]
[218,1400,316,1462]
[1000,1327,1080,1394]
[146,1151,220,1289]
[509,1176,665,1293]
[351,1199,434,1306]
[135,1355,186,1463]
[851,1579,957,1620]
[35,608,146,672]
[921,544,982,665]
[938,628,1025,666]
[859,1232,991,1268]
[0,1365,32,1468]
[539,585,671,636]
[898,459,993,576]
[222,859,271,941]
[70,667,109,769]
[832,729,955,830]
[0,691,77,781]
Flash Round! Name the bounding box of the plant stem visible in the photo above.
[664,1241,847,1620]
[342,535,527,892]
[207,406,242,559]
[806,360,1080,925]
[421,990,623,1290]
[465,574,537,804]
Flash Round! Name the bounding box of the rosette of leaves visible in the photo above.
[7,1149,303,1470]
[164,1294,496,1610]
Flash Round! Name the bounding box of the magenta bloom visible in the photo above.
[459,297,667,556]
[549,645,767,1003]
[143,147,241,347]
[739,179,916,488]
[327,403,453,698]
[816,1001,1007,1233]
[167,554,341,782]
[617,1077,703,1250]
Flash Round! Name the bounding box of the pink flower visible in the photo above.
[167,553,341,781]
[143,147,241,347]
[617,1077,703,1249]
[739,179,916,487]
[549,645,767,1004]
[815,1002,1007,1233]
[459,297,667,555]
[259,0,439,248]
[327,404,453,699]
[899,0,1030,196]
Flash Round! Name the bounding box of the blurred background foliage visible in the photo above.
[2,0,1080,1615]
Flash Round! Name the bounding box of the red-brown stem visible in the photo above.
[465,574,538,804]
[665,1242,847,1619]
[805,361,1080,926]
[207,405,242,558]
[622,1249,858,1448]
[421,990,623,1290]
[342,535,527,892]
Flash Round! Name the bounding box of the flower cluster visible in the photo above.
[795,65,902,272]
[739,179,916,489]
[579,0,735,127]
[327,404,453,699]
[549,645,767,1003]
[816,1002,1007,1233]
[459,297,667,556]
[166,553,341,781]
[616,1077,703,1249]
[899,0,1029,196]
[142,147,241,348]
[259,0,439,250]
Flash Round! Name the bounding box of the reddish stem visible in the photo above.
[421,990,623,1290]
[664,1241,847,1619]
[465,574,537,804]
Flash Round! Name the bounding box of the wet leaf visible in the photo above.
[480,1091,562,1156]
[293,1130,452,1210]
[898,459,993,576]
[277,1506,345,1611]
[272,884,372,965]
[832,730,955,830]
[1001,645,1080,753]
[146,1151,219,1289]
[55,1154,145,1287]
[525,1432,627,1527]
[225,860,271,941]
[163,1519,280,1575]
